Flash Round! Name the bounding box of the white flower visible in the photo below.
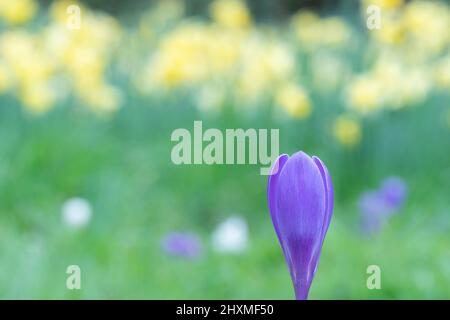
[211,216,248,253]
[62,197,92,229]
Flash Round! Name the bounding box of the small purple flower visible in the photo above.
[359,191,390,234]
[161,232,202,259]
[267,151,333,300]
[379,176,408,210]
[359,176,408,235]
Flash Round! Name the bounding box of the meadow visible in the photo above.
[0,0,449,299]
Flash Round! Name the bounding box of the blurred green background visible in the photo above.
[0,0,449,299]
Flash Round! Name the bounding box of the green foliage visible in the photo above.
[0,92,448,298]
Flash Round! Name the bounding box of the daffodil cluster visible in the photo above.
[137,1,356,144]
[338,0,450,147]
[1,0,449,147]
[347,1,450,114]
[0,0,122,114]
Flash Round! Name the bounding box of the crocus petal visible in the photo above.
[312,156,334,246]
[267,154,289,247]
[309,156,334,279]
[274,151,327,299]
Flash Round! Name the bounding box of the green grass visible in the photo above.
[0,94,449,299]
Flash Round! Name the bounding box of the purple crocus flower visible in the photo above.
[267,151,333,300]
[161,232,202,259]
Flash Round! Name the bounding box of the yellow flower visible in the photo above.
[80,84,122,114]
[0,31,35,64]
[333,115,362,147]
[143,23,242,90]
[236,65,268,103]
[311,52,349,92]
[275,83,311,119]
[21,83,56,114]
[372,13,405,45]
[396,68,430,107]
[361,0,404,11]
[292,11,352,49]
[434,56,450,89]
[263,43,295,81]
[50,0,82,24]
[346,76,383,115]
[320,17,352,47]
[210,0,252,29]
[154,24,212,87]
[207,28,242,73]
[235,38,295,103]
[368,54,431,109]
[0,0,37,24]
[403,1,450,55]
[291,11,319,48]
[0,31,55,87]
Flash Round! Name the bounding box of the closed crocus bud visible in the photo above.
[267,151,333,300]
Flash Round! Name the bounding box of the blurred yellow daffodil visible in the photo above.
[434,56,450,89]
[0,0,37,25]
[210,0,252,30]
[362,0,404,11]
[275,83,311,119]
[21,83,56,114]
[346,76,383,115]
[333,115,362,147]
[292,11,352,50]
